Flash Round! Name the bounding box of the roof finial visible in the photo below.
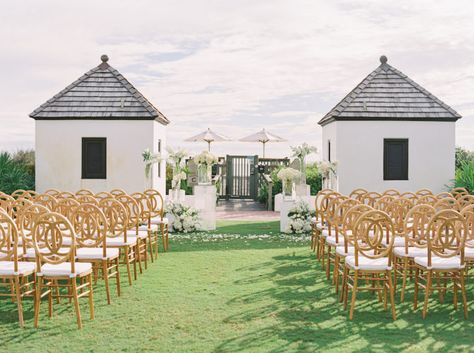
[101,54,109,63]
[380,55,388,65]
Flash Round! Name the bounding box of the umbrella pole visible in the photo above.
[262,141,266,158]
[208,141,211,152]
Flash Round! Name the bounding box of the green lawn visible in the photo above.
[1,220,474,352]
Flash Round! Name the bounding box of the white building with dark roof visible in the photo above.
[30,55,169,194]
[319,56,461,194]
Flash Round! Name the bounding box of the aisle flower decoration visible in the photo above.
[142,148,162,178]
[193,151,218,185]
[318,160,338,189]
[291,143,318,184]
[167,147,188,190]
[277,167,301,199]
[166,201,201,233]
[286,200,313,234]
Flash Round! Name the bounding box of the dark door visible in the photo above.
[226,155,258,199]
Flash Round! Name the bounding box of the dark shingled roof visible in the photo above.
[318,56,461,126]
[30,55,170,125]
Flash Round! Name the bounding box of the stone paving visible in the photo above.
[216,199,280,220]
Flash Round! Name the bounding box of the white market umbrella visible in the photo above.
[184,128,231,152]
[239,128,287,158]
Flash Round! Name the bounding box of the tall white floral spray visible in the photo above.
[290,143,318,184]
[167,147,188,190]
[318,160,338,189]
[142,148,162,187]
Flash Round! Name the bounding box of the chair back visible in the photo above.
[18,204,50,253]
[76,194,99,205]
[382,189,400,197]
[374,195,396,212]
[110,189,126,196]
[333,198,360,243]
[461,204,474,248]
[115,194,140,233]
[339,204,373,252]
[99,198,128,241]
[425,210,467,266]
[44,189,61,197]
[71,203,108,252]
[353,210,395,263]
[11,189,37,200]
[451,187,469,199]
[0,194,15,217]
[457,194,474,208]
[131,192,152,226]
[33,193,58,210]
[55,198,80,219]
[415,189,433,197]
[32,212,77,272]
[0,212,20,266]
[436,192,454,199]
[57,191,75,199]
[400,192,418,202]
[349,188,368,201]
[314,189,333,222]
[417,194,438,206]
[360,192,382,207]
[144,189,166,224]
[75,189,93,196]
[433,197,460,211]
[386,198,413,234]
[95,191,113,201]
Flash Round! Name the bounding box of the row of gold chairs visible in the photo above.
[311,187,474,320]
[0,188,169,329]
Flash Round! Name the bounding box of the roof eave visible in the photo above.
[319,115,461,127]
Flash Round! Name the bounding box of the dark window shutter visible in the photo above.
[328,140,331,162]
[82,138,107,179]
[384,139,408,180]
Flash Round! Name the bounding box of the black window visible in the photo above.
[328,140,331,162]
[384,139,408,180]
[82,138,106,179]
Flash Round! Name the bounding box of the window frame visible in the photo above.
[81,137,107,179]
[383,138,408,181]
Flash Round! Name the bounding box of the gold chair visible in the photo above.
[144,189,169,253]
[311,189,333,252]
[413,209,468,319]
[99,197,137,286]
[33,193,58,210]
[95,191,114,201]
[76,194,99,205]
[360,191,382,207]
[0,211,36,328]
[56,191,76,199]
[342,209,397,320]
[348,188,368,201]
[393,204,435,302]
[110,189,126,196]
[0,194,15,216]
[415,189,433,198]
[316,191,341,264]
[433,197,460,211]
[382,189,400,197]
[75,189,94,196]
[417,194,438,206]
[71,203,121,304]
[400,192,418,202]
[132,192,157,262]
[451,187,469,200]
[32,212,94,329]
[44,189,61,197]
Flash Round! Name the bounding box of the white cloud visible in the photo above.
[0,0,473,154]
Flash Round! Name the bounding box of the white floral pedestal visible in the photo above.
[168,189,186,203]
[193,184,217,231]
[280,198,296,233]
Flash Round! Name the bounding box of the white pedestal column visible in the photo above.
[193,185,217,231]
[168,189,186,203]
[280,198,296,233]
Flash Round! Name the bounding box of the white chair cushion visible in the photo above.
[0,261,36,275]
[414,256,464,270]
[76,247,120,260]
[126,230,149,240]
[150,217,169,225]
[106,236,137,247]
[326,236,343,247]
[321,229,330,238]
[39,262,92,277]
[336,246,354,257]
[382,237,405,248]
[138,224,158,231]
[345,256,392,271]
[393,247,428,258]
[23,247,70,259]
[464,247,474,259]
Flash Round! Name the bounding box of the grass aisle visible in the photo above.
[1,221,474,352]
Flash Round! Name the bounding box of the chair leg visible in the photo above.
[326,246,332,280]
[136,242,143,275]
[349,270,358,320]
[115,257,121,296]
[400,257,408,302]
[124,246,133,286]
[387,270,397,320]
[71,279,82,329]
[453,272,458,311]
[334,255,340,294]
[413,267,419,310]
[88,274,94,320]
[34,276,42,328]
[14,276,24,328]
[460,270,468,319]
[422,270,432,319]
[148,234,154,263]
[102,261,111,305]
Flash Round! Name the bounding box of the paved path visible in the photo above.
[216,199,280,221]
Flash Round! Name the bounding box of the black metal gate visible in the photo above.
[226,155,258,199]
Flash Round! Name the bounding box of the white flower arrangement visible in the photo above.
[277,167,301,182]
[291,143,318,160]
[166,202,201,233]
[318,160,338,178]
[142,148,162,178]
[167,146,187,170]
[193,151,218,166]
[172,171,187,189]
[287,200,313,234]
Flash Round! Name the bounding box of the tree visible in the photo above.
[0,152,35,194]
[455,147,474,170]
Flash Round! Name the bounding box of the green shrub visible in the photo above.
[166,163,192,195]
[453,160,474,194]
[258,163,322,208]
[455,147,474,170]
[0,152,35,194]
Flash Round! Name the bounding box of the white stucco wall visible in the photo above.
[35,120,166,195]
[321,120,456,195]
[321,120,338,189]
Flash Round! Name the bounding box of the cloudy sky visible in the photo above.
[1,0,473,159]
